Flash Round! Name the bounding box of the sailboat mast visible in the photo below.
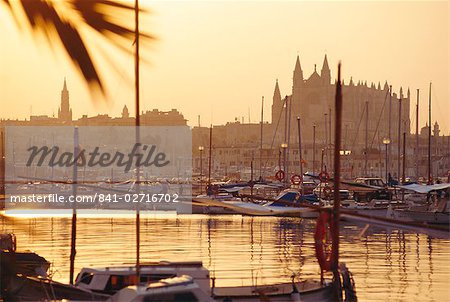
[402,132,406,194]
[287,95,292,182]
[260,96,264,179]
[69,127,79,284]
[297,117,303,191]
[416,89,419,180]
[208,125,213,185]
[332,62,342,276]
[134,0,141,281]
[364,101,368,176]
[313,124,316,175]
[397,94,402,183]
[329,107,332,171]
[324,113,328,171]
[428,82,432,184]
[388,85,392,177]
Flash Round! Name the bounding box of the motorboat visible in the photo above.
[386,183,450,224]
[193,188,318,218]
[75,260,346,302]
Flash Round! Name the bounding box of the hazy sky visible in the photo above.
[1,1,448,133]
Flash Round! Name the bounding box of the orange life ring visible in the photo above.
[319,171,330,182]
[275,170,285,182]
[290,174,302,185]
[314,211,334,272]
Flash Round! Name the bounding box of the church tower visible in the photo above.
[122,105,130,118]
[320,54,331,85]
[58,78,72,122]
[271,79,282,123]
[433,121,440,137]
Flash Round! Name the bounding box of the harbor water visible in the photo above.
[1,214,449,301]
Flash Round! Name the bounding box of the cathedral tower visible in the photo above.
[58,78,72,122]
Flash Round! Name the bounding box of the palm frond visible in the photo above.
[3,0,153,97]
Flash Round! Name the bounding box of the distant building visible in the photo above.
[191,55,448,181]
[58,78,73,123]
[0,79,189,185]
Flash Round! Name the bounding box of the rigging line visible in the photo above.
[431,84,447,131]
[264,97,287,170]
[370,88,390,148]
[349,102,366,153]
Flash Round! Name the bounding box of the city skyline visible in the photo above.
[1,1,448,133]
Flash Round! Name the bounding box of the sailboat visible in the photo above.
[387,83,450,225]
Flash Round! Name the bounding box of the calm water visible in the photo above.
[1,214,449,301]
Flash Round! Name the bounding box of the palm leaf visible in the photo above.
[3,0,153,97]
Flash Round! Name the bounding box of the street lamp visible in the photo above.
[382,138,390,183]
[198,146,204,194]
[280,143,288,184]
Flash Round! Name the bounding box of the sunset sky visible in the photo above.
[0,1,448,133]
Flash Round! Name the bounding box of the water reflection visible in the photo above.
[1,215,449,301]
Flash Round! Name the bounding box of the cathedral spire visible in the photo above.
[274,79,281,101]
[320,54,331,85]
[293,55,304,87]
[294,55,302,72]
[58,78,72,122]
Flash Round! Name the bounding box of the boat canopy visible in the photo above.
[398,183,450,194]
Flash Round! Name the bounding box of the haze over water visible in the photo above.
[2,214,449,301]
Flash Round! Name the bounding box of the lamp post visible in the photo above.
[383,138,390,183]
[198,146,204,194]
[281,143,288,183]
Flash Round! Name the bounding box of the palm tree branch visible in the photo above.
[3,0,154,97]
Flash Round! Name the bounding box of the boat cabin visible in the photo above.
[75,261,211,296]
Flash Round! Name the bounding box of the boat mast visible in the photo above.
[364,100,368,176]
[284,96,288,178]
[208,125,212,185]
[287,96,292,183]
[134,0,141,281]
[297,117,303,193]
[402,132,406,199]
[397,92,402,183]
[260,96,264,180]
[332,62,342,278]
[388,85,392,178]
[69,127,79,284]
[329,107,332,172]
[324,113,328,171]
[313,124,316,175]
[416,89,419,180]
[428,82,432,184]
